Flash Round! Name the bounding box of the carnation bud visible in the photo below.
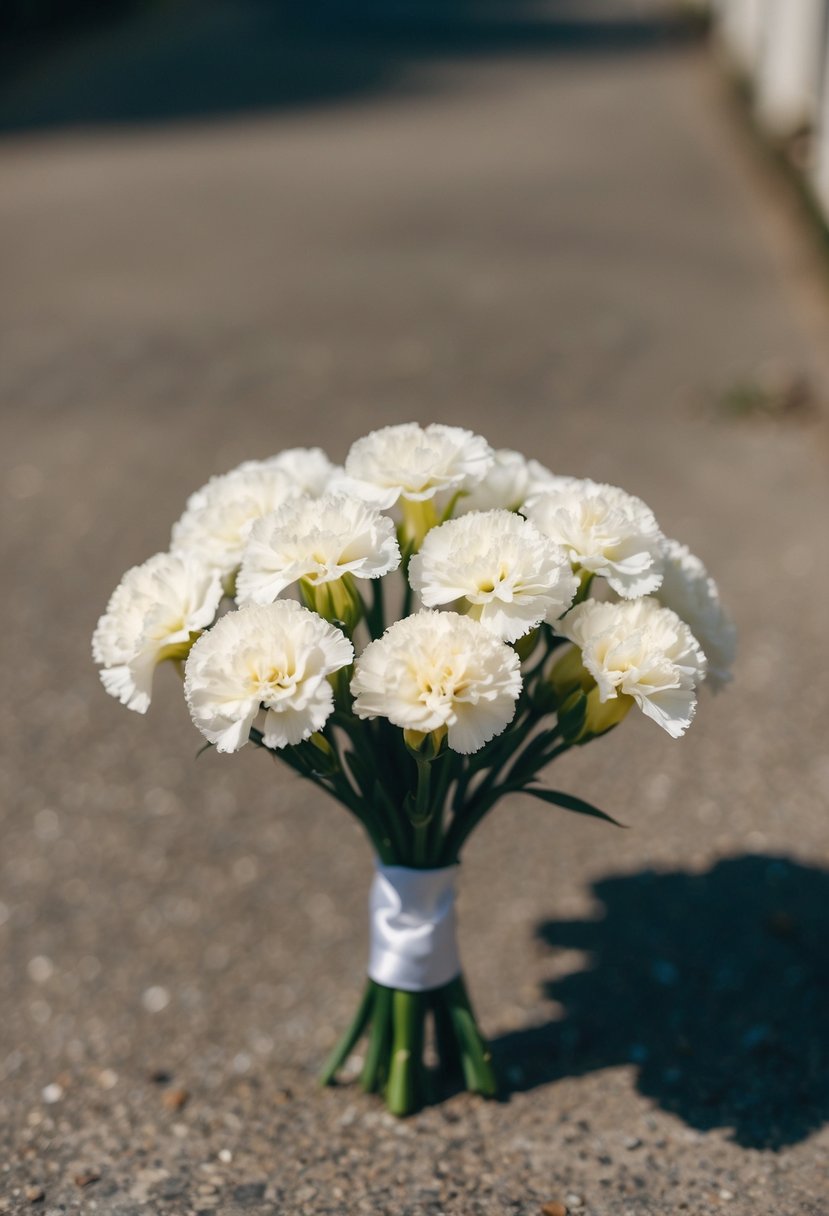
[580,688,634,738]
[403,726,447,760]
[302,574,363,632]
[559,687,633,745]
[399,498,440,550]
[548,645,595,703]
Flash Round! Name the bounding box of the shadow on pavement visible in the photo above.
[0,0,703,134]
[492,855,829,1149]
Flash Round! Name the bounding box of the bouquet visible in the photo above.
[93,423,735,1115]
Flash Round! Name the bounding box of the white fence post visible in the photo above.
[713,1,829,224]
[814,32,829,217]
[755,0,827,137]
[717,0,767,75]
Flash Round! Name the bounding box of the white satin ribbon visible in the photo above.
[368,862,461,992]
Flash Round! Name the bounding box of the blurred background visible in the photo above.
[2,3,829,1214]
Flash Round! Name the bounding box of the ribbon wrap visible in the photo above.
[368,862,461,992]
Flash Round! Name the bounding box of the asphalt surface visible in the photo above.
[2,2,829,1213]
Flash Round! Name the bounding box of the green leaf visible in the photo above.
[518,785,627,827]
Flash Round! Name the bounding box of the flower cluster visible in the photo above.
[94,424,735,751]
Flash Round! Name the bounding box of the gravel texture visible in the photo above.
[2,2,829,1213]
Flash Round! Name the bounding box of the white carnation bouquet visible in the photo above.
[93,423,735,1115]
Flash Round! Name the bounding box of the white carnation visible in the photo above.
[184,600,353,753]
[93,553,223,713]
[259,447,339,497]
[556,598,707,738]
[449,450,574,516]
[524,479,664,597]
[342,423,494,509]
[236,494,400,605]
[655,539,736,690]
[437,450,571,520]
[351,610,521,754]
[453,449,531,515]
[409,510,578,642]
[524,460,582,502]
[171,463,301,579]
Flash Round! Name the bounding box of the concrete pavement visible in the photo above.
[2,3,829,1213]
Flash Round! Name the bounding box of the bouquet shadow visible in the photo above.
[491,854,829,1150]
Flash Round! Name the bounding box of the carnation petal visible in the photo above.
[351,610,521,754]
[655,538,736,690]
[449,696,517,754]
[100,664,150,714]
[409,510,577,642]
[262,447,338,496]
[237,494,400,606]
[93,553,223,713]
[184,600,353,752]
[634,684,697,738]
[524,479,664,598]
[556,597,705,738]
[344,423,494,508]
[263,683,333,748]
[171,463,302,578]
[453,448,530,515]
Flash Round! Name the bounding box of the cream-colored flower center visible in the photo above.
[148,612,186,642]
[477,567,508,595]
[250,661,297,699]
[418,661,469,706]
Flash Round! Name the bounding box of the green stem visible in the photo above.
[412,758,432,866]
[433,751,455,810]
[360,983,393,1093]
[319,980,374,1085]
[446,977,497,1097]
[413,821,429,866]
[322,974,498,1114]
[372,779,411,861]
[386,990,424,1116]
[415,758,431,819]
[432,990,462,1081]
[503,724,562,785]
[440,784,500,864]
[401,564,414,619]
[367,578,386,641]
[425,753,454,863]
[254,726,394,860]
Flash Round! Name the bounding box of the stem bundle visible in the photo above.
[321,976,497,1116]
